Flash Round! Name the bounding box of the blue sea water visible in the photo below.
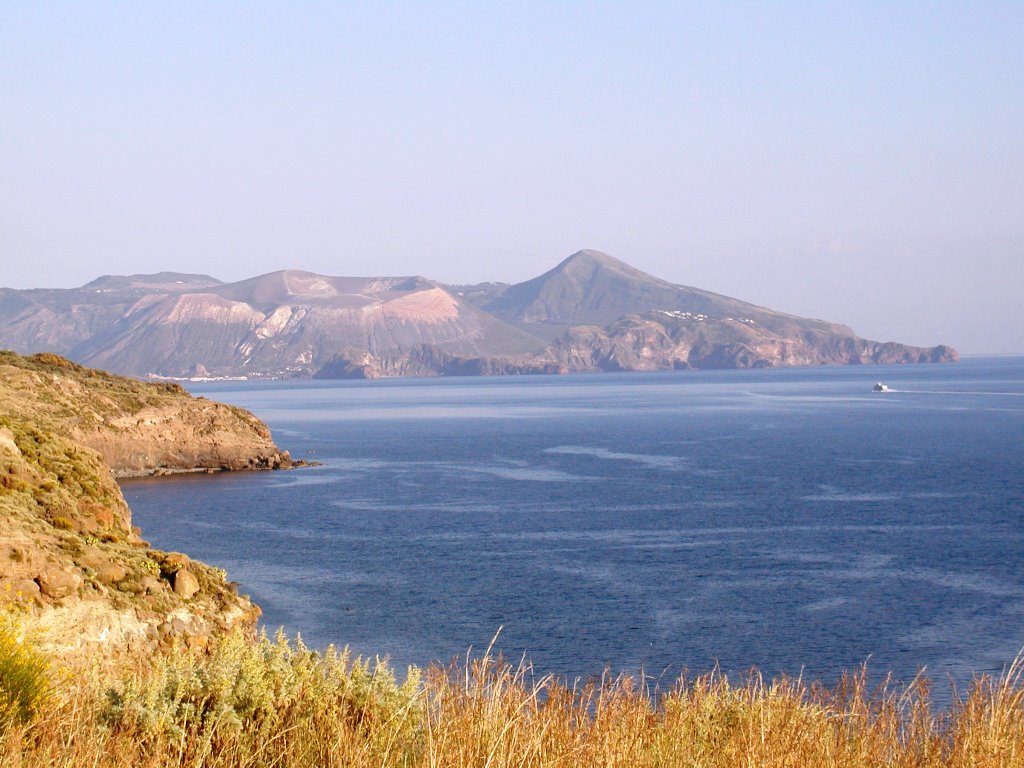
[122,358,1024,689]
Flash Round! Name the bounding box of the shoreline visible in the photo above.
[113,459,318,480]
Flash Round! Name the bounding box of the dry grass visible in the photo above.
[2,625,1022,768]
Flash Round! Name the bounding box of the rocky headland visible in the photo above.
[0,351,302,658]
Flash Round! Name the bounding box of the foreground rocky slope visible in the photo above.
[0,251,957,378]
[0,352,299,657]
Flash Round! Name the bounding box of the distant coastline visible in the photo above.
[0,250,957,381]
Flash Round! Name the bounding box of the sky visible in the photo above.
[1,2,1021,354]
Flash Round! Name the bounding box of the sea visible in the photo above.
[122,357,1024,692]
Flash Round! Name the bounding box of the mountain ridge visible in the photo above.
[83,272,223,291]
[0,250,957,377]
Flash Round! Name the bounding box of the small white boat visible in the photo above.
[873,382,890,392]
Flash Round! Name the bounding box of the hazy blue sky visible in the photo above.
[2,2,1021,353]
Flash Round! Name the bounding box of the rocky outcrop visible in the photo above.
[0,351,295,658]
[0,421,261,658]
[0,351,305,477]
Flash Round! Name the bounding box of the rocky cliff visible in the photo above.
[0,251,957,378]
[0,352,299,658]
[534,311,959,372]
[0,351,298,477]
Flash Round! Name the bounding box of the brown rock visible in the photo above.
[95,563,128,585]
[75,546,108,571]
[162,552,190,572]
[36,567,82,599]
[172,569,200,598]
[120,578,145,595]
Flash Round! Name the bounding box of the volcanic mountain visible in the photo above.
[475,250,850,340]
[0,251,957,378]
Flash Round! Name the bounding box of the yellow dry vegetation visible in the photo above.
[2,622,1021,768]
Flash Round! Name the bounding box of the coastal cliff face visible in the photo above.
[534,312,959,372]
[0,251,956,379]
[312,304,958,379]
[0,351,297,477]
[0,351,294,658]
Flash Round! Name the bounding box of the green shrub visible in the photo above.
[0,614,51,725]
[103,628,423,750]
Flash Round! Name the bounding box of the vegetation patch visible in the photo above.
[0,620,1022,767]
[0,614,51,724]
